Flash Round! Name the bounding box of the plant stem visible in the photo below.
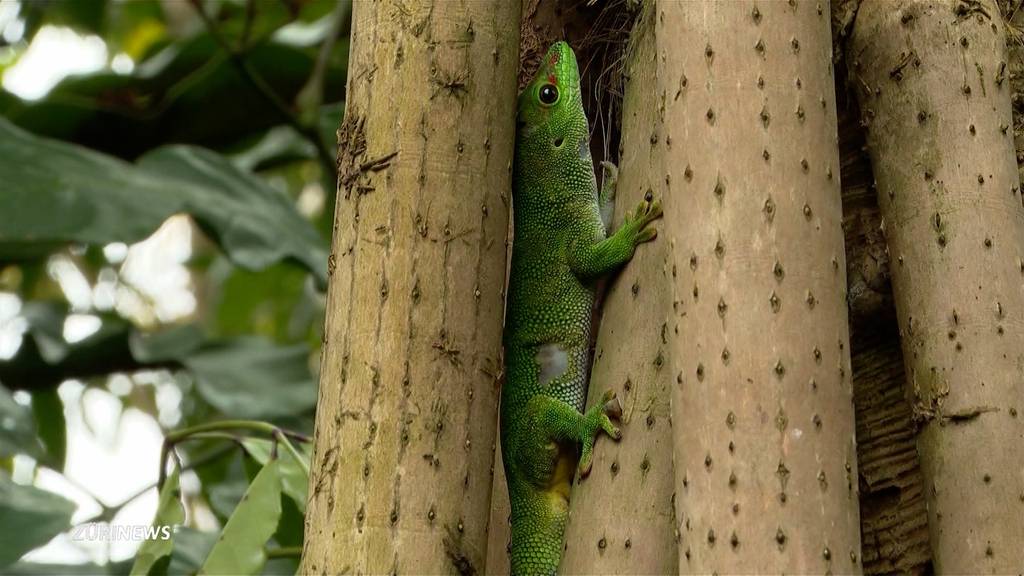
[159,419,310,487]
[267,546,302,559]
[274,430,310,477]
[79,443,234,526]
[164,419,278,444]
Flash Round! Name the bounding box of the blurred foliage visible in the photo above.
[0,0,349,571]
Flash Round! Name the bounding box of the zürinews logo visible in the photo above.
[71,523,178,542]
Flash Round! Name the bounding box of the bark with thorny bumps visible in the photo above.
[660,1,862,572]
[850,0,1024,571]
[301,1,519,573]
[560,5,677,574]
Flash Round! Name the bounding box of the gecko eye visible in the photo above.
[538,84,559,105]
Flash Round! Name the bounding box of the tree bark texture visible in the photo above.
[301,1,520,573]
[660,1,863,573]
[560,6,677,574]
[484,439,511,575]
[850,0,1024,571]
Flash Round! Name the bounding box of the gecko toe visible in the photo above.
[603,396,623,421]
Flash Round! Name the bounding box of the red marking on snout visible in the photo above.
[547,73,557,85]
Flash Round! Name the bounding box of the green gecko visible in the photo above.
[500,41,662,575]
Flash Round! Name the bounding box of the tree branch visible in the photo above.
[0,330,181,392]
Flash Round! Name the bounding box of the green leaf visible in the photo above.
[0,35,346,160]
[199,458,282,576]
[0,475,76,568]
[207,262,312,343]
[269,490,305,549]
[20,301,70,364]
[137,146,328,282]
[167,527,217,576]
[206,451,253,523]
[0,118,327,283]
[31,388,66,469]
[0,116,179,250]
[20,0,108,41]
[0,387,39,458]
[240,438,310,513]
[105,0,166,58]
[131,465,184,576]
[129,324,205,364]
[230,126,317,173]
[184,338,316,420]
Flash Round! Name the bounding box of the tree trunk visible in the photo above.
[301,1,520,573]
[660,1,862,572]
[560,6,677,574]
[484,441,511,575]
[849,0,1024,571]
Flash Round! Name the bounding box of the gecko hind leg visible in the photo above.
[522,391,622,485]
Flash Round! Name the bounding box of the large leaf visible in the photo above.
[19,301,68,364]
[31,388,66,469]
[0,116,177,250]
[240,438,310,513]
[129,324,204,363]
[167,527,217,576]
[229,125,317,173]
[137,146,327,280]
[0,118,327,283]
[0,387,39,458]
[0,33,346,160]
[199,458,282,576]
[131,465,184,576]
[184,338,316,420]
[207,262,313,343]
[204,450,252,524]
[0,475,76,568]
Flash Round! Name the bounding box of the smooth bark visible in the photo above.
[561,6,677,574]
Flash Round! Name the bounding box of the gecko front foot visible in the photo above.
[623,196,663,245]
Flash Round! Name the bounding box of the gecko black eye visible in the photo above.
[539,84,559,105]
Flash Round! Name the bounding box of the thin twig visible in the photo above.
[78,443,234,526]
[274,429,310,477]
[267,546,303,559]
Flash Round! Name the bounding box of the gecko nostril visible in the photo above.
[553,137,564,148]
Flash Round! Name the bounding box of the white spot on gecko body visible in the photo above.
[536,343,568,387]
[578,136,591,161]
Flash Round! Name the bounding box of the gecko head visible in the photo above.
[515,42,588,165]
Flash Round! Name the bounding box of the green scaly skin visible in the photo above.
[500,42,662,576]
